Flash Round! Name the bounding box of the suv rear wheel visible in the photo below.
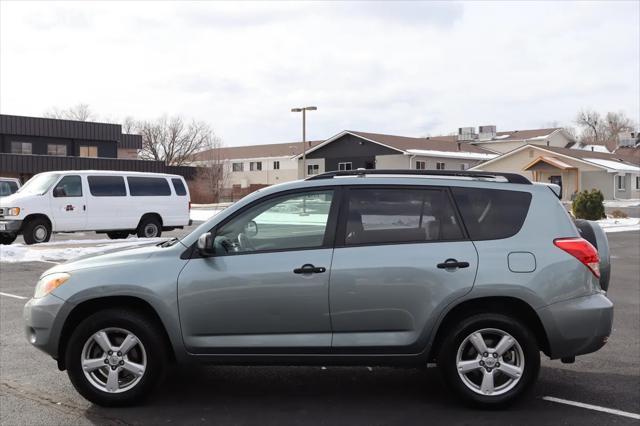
[22,217,51,245]
[65,309,166,406]
[438,313,540,407]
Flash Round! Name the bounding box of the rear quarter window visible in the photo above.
[171,178,187,196]
[127,177,171,196]
[451,187,532,240]
[88,176,127,197]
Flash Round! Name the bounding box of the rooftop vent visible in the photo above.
[478,125,497,140]
[457,127,477,141]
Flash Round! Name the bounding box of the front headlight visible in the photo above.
[5,207,20,216]
[34,272,70,299]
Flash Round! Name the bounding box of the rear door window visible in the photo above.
[451,187,532,240]
[88,176,127,197]
[171,178,187,196]
[127,177,171,196]
[343,188,463,245]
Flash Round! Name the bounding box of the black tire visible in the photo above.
[136,216,162,238]
[438,313,540,408]
[107,231,129,240]
[0,233,17,245]
[22,218,51,245]
[65,309,167,407]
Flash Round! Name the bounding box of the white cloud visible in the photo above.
[1,1,638,146]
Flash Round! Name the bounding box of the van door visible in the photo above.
[85,175,130,230]
[49,175,87,231]
[329,186,478,352]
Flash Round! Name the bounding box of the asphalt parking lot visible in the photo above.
[0,230,638,425]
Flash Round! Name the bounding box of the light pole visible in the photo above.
[291,106,317,178]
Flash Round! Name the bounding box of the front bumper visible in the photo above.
[537,292,613,359]
[0,219,22,233]
[23,293,70,359]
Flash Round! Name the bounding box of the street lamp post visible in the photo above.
[291,106,317,178]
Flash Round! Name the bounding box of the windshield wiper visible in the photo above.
[158,237,179,248]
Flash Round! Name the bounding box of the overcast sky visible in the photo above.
[1,1,638,146]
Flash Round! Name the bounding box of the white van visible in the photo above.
[0,170,191,245]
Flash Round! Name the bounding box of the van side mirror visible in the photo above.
[197,232,215,256]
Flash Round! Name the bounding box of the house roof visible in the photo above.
[471,128,565,144]
[524,156,576,171]
[472,143,640,173]
[296,130,496,159]
[193,140,324,161]
[614,147,640,164]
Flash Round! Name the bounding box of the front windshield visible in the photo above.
[17,173,60,195]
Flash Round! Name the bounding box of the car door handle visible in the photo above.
[437,259,470,269]
[293,264,326,274]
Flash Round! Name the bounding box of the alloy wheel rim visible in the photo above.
[81,327,147,393]
[455,328,525,396]
[34,225,47,242]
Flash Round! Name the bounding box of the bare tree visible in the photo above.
[138,116,216,166]
[604,111,635,151]
[195,136,227,203]
[44,103,96,121]
[575,108,606,145]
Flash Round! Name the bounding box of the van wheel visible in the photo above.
[65,309,166,407]
[0,233,17,245]
[107,231,129,240]
[136,217,162,238]
[22,218,51,245]
[438,313,540,407]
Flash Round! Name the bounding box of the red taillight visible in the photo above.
[554,237,600,278]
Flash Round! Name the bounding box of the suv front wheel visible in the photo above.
[65,309,167,406]
[438,313,540,407]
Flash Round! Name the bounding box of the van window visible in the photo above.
[53,175,82,197]
[171,178,187,196]
[88,176,127,197]
[344,188,463,245]
[0,181,18,196]
[451,187,532,240]
[127,177,171,196]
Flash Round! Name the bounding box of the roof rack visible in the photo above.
[306,169,531,184]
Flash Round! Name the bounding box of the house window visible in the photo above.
[307,164,320,175]
[415,161,426,170]
[436,162,445,170]
[616,174,626,191]
[273,161,280,170]
[79,145,98,158]
[11,141,32,154]
[47,144,67,156]
[232,162,244,172]
[636,175,640,190]
[250,161,262,171]
[338,162,352,171]
[460,163,469,171]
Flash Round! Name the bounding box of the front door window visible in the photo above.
[215,190,334,254]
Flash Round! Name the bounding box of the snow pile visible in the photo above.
[0,238,166,263]
[190,208,224,222]
[596,218,640,233]
[603,199,640,208]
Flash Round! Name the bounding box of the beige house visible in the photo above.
[471,144,640,200]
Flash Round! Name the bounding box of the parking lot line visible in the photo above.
[0,292,28,300]
[542,396,640,420]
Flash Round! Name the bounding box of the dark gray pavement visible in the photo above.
[1,231,638,425]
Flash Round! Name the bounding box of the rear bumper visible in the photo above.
[537,292,613,359]
[0,219,22,233]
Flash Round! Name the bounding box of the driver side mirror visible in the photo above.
[197,232,215,256]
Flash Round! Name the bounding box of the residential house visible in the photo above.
[471,144,640,200]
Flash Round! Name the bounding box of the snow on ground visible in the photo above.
[603,199,640,208]
[190,208,224,222]
[0,238,166,263]
[597,218,640,233]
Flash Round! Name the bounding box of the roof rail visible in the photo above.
[306,169,532,184]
